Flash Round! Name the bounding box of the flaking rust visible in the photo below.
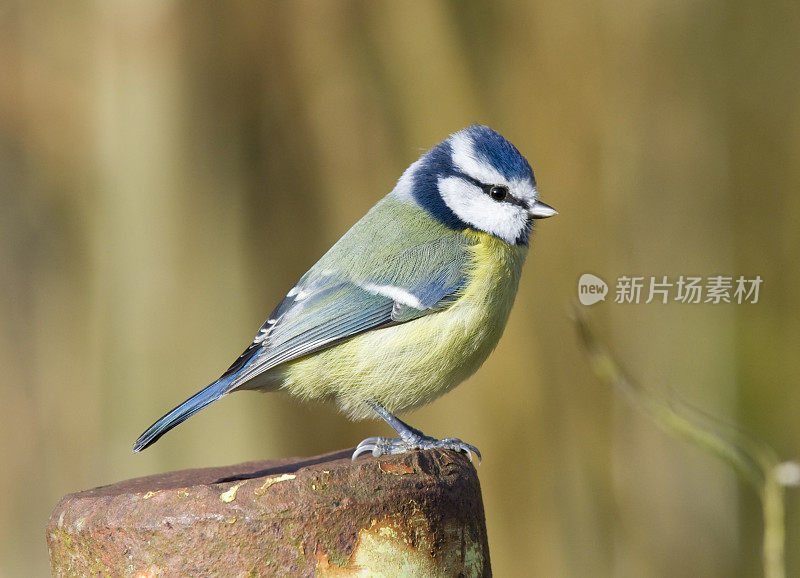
[219,481,247,503]
[254,473,296,496]
[47,448,491,576]
[379,461,416,476]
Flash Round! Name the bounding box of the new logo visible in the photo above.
[578,273,608,306]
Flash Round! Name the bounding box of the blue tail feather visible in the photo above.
[133,377,231,452]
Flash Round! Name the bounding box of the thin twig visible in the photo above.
[572,306,796,578]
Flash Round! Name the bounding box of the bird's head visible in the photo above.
[398,125,556,246]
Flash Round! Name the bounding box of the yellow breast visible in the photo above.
[279,230,528,420]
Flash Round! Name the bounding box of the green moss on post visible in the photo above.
[46,449,491,576]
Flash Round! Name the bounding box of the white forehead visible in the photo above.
[450,131,538,204]
[451,131,508,186]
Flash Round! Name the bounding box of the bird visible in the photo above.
[133,125,556,460]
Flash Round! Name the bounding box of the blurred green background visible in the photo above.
[2,1,799,576]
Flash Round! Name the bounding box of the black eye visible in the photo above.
[489,185,508,201]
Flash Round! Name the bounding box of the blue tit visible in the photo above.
[133,125,556,460]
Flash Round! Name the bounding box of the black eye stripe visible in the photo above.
[453,172,527,208]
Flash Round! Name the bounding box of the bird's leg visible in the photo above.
[352,401,481,462]
[369,402,427,440]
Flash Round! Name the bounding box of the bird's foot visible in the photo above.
[352,434,481,463]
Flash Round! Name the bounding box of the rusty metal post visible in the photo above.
[46,448,491,576]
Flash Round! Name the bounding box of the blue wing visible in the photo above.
[133,201,474,452]
[221,235,473,390]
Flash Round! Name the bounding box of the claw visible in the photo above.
[352,436,392,460]
[467,446,482,464]
[352,433,482,463]
[351,444,374,460]
[438,438,481,463]
[459,441,481,463]
[352,437,380,460]
[359,402,483,462]
[356,437,381,450]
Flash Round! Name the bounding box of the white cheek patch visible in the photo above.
[450,132,509,188]
[438,176,529,244]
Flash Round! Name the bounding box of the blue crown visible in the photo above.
[463,125,535,184]
[411,125,535,231]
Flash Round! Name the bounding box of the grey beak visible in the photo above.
[530,200,558,219]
